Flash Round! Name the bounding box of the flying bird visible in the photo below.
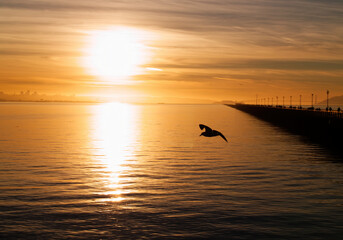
[199,124,228,142]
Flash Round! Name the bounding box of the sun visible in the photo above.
[83,27,149,82]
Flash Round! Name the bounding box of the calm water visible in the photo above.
[1,102,343,239]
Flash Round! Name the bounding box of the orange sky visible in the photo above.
[1,0,342,103]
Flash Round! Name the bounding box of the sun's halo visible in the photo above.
[83,27,149,82]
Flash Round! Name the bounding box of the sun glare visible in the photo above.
[83,27,150,83]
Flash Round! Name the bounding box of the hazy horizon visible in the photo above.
[2,89,343,105]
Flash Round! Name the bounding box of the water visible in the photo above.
[0,102,343,239]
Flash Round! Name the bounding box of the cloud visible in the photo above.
[2,1,342,49]
[146,67,163,71]
[150,59,343,71]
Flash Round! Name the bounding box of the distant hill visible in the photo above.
[318,95,343,105]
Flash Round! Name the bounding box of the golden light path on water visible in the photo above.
[91,102,138,203]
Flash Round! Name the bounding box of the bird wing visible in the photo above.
[213,130,228,142]
[199,124,212,132]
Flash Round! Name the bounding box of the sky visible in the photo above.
[0,0,342,103]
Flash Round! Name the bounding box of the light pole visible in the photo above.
[300,95,302,109]
[327,90,329,111]
[311,93,314,108]
[276,96,278,106]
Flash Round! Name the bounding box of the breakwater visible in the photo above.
[227,104,343,152]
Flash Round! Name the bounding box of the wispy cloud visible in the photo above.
[150,59,343,71]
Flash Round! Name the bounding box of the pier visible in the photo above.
[227,104,343,152]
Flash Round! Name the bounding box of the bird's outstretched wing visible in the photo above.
[213,130,228,142]
[199,124,212,132]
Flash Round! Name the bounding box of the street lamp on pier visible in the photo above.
[276,96,278,106]
[326,90,329,111]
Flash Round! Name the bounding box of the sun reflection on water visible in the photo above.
[91,102,137,202]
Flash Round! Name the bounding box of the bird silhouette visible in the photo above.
[199,124,228,142]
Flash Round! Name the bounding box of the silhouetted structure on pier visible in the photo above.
[227,104,343,153]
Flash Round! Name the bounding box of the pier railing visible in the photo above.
[253,105,343,119]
